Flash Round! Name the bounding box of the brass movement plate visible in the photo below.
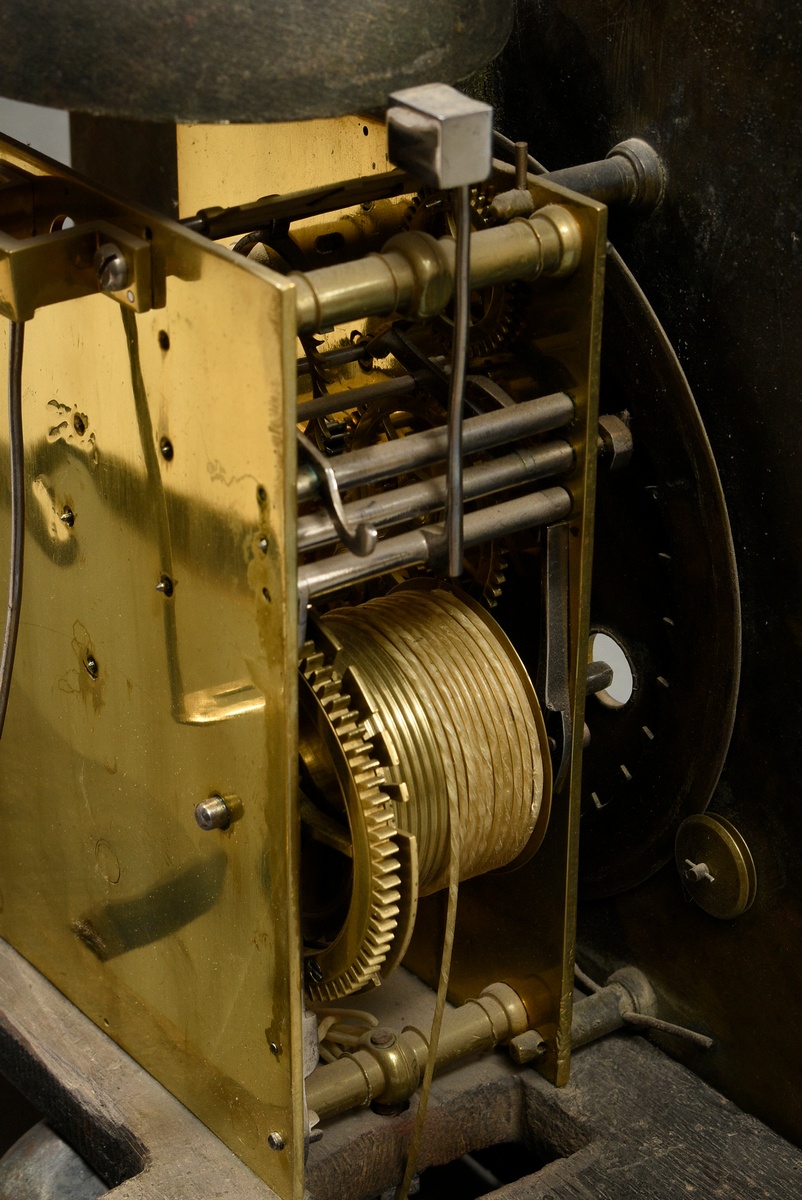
[0,136,303,1197]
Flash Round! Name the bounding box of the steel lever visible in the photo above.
[297,432,378,557]
[537,521,573,791]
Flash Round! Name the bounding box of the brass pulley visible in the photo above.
[299,582,551,1002]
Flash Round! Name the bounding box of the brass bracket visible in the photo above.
[0,161,156,320]
[0,220,153,322]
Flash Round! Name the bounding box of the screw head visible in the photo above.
[95,243,130,293]
[369,1029,396,1048]
[267,1132,285,1152]
[195,796,231,831]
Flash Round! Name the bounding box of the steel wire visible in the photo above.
[0,322,25,739]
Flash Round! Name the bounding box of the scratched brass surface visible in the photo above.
[0,137,303,1197]
[403,177,606,1087]
[176,116,390,218]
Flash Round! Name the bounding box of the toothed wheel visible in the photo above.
[463,541,508,609]
[299,629,401,1002]
[403,186,526,357]
[402,185,495,235]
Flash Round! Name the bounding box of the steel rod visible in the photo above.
[298,486,571,598]
[297,391,574,503]
[493,138,664,213]
[181,169,420,239]
[297,343,371,377]
[0,321,25,739]
[297,359,447,424]
[297,440,574,553]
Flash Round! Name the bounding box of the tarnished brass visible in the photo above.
[291,204,583,332]
[0,134,304,1197]
[509,1029,548,1064]
[675,814,757,920]
[308,967,661,1122]
[306,981,530,1121]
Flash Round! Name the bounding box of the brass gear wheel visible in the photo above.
[403,186,525,357]
[402,184,495,234]
[299,631,401,1002]
[463,540,508,609]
